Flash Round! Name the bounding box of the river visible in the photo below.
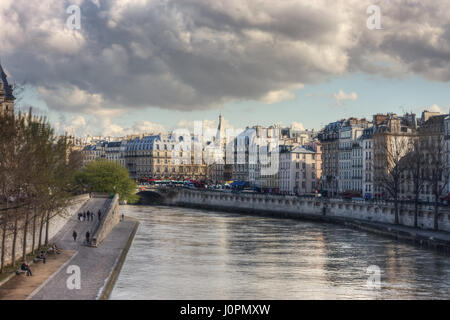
[110,205,450,299]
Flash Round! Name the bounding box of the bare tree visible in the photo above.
[405,143,426,228]
[374,133,414,224]
[425,136,449,230]
[0,109,82,272]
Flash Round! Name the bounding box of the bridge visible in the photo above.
[136,186,179,205]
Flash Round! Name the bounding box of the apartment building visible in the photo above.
[125,134,207,181]
[318,120,345,197]
[337,118,368,194]
[445,114,450,195]
[362,127,374,199]
[279,142,322,195]
[417,113,447,202]
[82,142,106,166]
[104,140,128,167]
[372,113,417,199]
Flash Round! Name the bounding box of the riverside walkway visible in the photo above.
[28,198,138,300]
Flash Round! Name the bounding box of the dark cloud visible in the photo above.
[1,0,449,115]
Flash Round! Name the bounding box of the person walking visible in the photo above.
[85,231,90,244]
[73,230,77,242]
[98,210,101,220]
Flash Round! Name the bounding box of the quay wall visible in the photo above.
[90,194,120,247]
[2,194,90,266]
[166,189,450,233]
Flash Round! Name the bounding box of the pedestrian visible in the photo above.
[121,213,125,221]
[21,261,32,276]
[85,231,90,244]
[78,212,81,220]
[83,212,86,221]
[36,251,46,264]
[98,210,101,220]
[73,230,77,242]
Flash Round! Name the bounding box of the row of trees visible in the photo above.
[375,133,449,230]
[0,110,82,273]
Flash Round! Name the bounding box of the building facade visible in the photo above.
[279,142,322,195]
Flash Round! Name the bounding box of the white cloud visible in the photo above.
[428,104,444,113]
[2,0,450,119]
[131,120,166,134]
[290,122,305,131]
[333,90,358,106]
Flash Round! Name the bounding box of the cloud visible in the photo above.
[333,90,358,106]
[290,122,305,131]
[175,118,234,132]
[131,120,166,134]
[1,0,450,118]
[428,104,444,113]
[54,114,166,137]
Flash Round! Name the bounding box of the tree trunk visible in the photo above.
[38,210,45,250]
[45,210,50,246]
[22,210,29,261]
[394,197,399,225]
[11,213,18,265]
[434,199,439,231]
[31,211,37,254]
[0,211,7,273]
[414,194,419,228]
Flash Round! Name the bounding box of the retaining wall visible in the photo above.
[90,194,120,247]
[167,190,450,232]
[2,194,90,266]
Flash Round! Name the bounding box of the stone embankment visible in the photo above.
[162,189,450,254]
[90,194,121,247]
[1,194,90,267]
[27,194,138,300]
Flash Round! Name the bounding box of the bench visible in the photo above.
[15,269,27,276]
[33,253,46,264]
[33,256,46,264]
[46,248,61,255]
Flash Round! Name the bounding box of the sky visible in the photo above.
[1,0,450,137]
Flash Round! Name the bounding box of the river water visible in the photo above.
[110,206,450,300]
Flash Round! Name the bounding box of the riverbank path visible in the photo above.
[28,198,137,300]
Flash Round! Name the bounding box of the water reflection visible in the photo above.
[110,206,450,300]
